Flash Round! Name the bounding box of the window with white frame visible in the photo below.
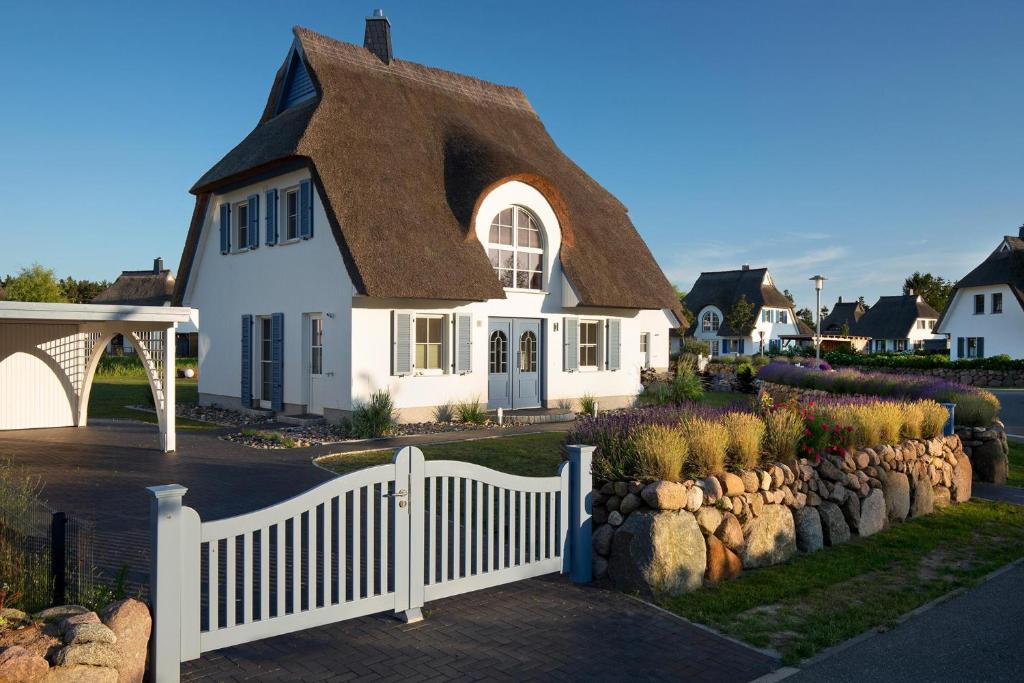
[487,206,543,290]
[992,293,1003,314]
[778,310,788,324]
[966,337,982,358]
[762,309,772,323]
[640,332,651,368]
[579,320,599,368]
[895,339,907,352]
[415,315,445,371]
[235,201,249,250]
[284,188,299,241]
[702,311,721,333]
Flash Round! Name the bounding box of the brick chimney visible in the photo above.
[364,9,393,64]
[153,257,164,273]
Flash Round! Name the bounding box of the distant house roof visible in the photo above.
[175,24,683,323]
[821,299,866,333]
[684,266,792,336]
[93,259,174,307]
[852,295,939,340]
[936,232,1024,329]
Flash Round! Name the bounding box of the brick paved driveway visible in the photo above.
[0,421,778,682]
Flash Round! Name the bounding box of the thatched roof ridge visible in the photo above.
[93,270,174,306]
[684,267,791,336]
[853,295,939,340]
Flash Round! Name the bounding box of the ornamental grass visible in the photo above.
[628,424,688,482]
[722,411,765,470]
[922,401,951,438]
[680,415,729,477]
[763,406,804,464]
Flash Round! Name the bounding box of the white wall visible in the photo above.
[939,284,1024,359]
[0,323,82,429]
[184,168,355,412]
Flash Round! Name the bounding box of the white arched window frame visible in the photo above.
[486,206,545,290]
[702,310,721,333]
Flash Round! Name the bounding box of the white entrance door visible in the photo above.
[308,314,325,415]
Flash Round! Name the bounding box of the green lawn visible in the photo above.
[698,391,753,408]
[1008,440,1024,488]
[88,376,215,430]
[319,431,566,476]
[664,500,1024,664]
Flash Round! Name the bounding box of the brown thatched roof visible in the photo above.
[93,261,174,306]
[683,267,792,336]
[176,26,683,323]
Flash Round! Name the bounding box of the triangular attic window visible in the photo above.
[277,50,316,113]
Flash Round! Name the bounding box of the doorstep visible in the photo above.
[491,407,576,425]
[277,413,327,427]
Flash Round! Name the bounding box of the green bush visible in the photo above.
[579,393,597,416]
[670,367,705,403]
[677,337,710,356]
[638,381,673,407]
[952,392,1000,428]
[455,398,488,425]
[735,363,757,393]
[825,350,1024,372]
[351,390,397,438]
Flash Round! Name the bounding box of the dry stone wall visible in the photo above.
[592,434,972,597]
[841,364,1024,389]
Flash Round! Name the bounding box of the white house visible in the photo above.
[684,266,803,356]
[852,295,944,353]
[173,17,683,422]
[937,228,1024,360]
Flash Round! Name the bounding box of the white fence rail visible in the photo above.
[148,444,594,682]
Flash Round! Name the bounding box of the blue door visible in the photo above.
[488,318,542,410]
[488,319,512,410]
[512,319,542,409]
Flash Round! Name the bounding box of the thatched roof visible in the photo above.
[853,295,939,340]
[684,267,792,336]
[936,234,1024,328]
[821,299,865,333]
[93,262,174,306]
[175,26,683,323]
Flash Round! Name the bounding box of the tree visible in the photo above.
[903,272,957,313]
[674,285,691,323]
[782,289,796,306]
[857,295,869,311]
[726,295,756,336]
[840,321,851,337]
[59,276,111,304]
[796,307,815,329]
[4,264,66,302]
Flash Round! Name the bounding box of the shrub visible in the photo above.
[679,416,728,477]
[735,363,757,394]
[455,398,488,425]
[433,401,455,423]
[351,389,397,438]
[722,411,765,469]
[638,381,673,407]
[628,424,688,482]
[567,408,683,480]
[798,403,852,462]
[763,406,804,464]
[921,401,951,438]
[677,337,711,356]
[579,393,597,416]
[670,366,705,402]
[952,392,1000,428]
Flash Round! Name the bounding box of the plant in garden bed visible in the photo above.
[629,424,688,482]
[579,393,597,416]
[351,389,397,438]
[678,415,729,477]
[454,398,488,425]
[722,411,765,469]
[433,401,455,423]
[796,402,853,463]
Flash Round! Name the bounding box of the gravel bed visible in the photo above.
[222,419,522,449]
[129,404,274,427]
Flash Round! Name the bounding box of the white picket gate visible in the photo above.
[147,445,594,682]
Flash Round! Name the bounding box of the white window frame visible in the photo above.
[282,187,300,242]
[578,319,601,370]
[486,206,545,292]
[974,294,985,315]
[778,310,788,324]
[414,314,447,376]
[235,201,250,252]
[702,311,721,333]
[992,292,1003,314]
[640,332,651,368]
[966,337,981,358]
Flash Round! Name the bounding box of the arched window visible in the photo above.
[487,207,543,290]
[519,331,537,372]
[702,311,721,333]
[489,330,508,373]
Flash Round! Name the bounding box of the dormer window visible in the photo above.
[702,311,721,332]
[487,207,543,290]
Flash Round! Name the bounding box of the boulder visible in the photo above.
[0,622,61,660]
[44,666,118,683]
[608,510,707,597]
[613,481,628,498]
[704,534,743,585]
[741,504,796,568]
[592,555,609,580]
[0,646,49,683]
[714,513,744,553]
[841,492,861,533]
[695,507,723,536]
[59,612,100,634]
[607,511,624,527]
[641,481,687,510]
[793,507,823,553]
[759,470,772,491]
[619,492,642,515]
[858,489,886,538]
[952,454,972,503]
[910,476,935,518]
[64,622,117,645]
[741,471,760,494]
[684,486,704,513]
[33,606,88,623]
[605,495,621,512]
[970,439,1008,484]
[933,485,952,509]
[818,501,851,546]
[881,471,910,523]
[703,476,724,503]
[99,598,151,683]
[719,472,745,497]
[592,524,614,556]
[53,642,122,669]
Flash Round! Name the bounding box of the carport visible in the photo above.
[0,301,197,451]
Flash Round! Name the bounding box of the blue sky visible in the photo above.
[1,1,1021,311]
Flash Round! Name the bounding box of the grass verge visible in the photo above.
[663,500,1024,665]
[1008,441,1024,488]
[89,376,214,430]
[318,431,566,477]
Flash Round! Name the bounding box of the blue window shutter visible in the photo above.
[739,339,745,354]
[455,313,472,374]
[564,318,579,372]
[220,204,231,254]
[607,319,621,371]
[240,315,252,406]
[957,337,964,358]
[299,180,313,239]
[271,313,284,411]
[265,189,278,246]
[722,339,729,354]
[247,194,259,249]
[978,337,985,359]
[393,311,412,375]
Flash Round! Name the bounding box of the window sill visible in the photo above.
[412,370,446,377]
[503,288,548,295]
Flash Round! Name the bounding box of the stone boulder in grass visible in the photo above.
[740,504,796,568]
[608,510,706,597]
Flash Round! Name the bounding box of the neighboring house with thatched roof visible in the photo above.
[173,13,682,421]
[937,227,1024,359]
[94,258,198,356]
[683,266,803,356]
[854,294,943,353]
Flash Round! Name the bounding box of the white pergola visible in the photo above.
[0,302,198,452]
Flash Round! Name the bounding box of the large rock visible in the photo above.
[0,622,61,660]
[705,534,743,585]
[608,510,707,597]
[741,504,796,568]
[970,439,1008,484]
[33,606,89,623]
[53,642,122,669]
[640,481,687,510]
[592,555,609,580]
[619,492,642,515]
[881,471,910,523]
[695,507,723,536]
[719,472,745,497]
[44,666,118,683]
[592,524,614,556]
[714,513,744,553]
[64,623,117,645]
[741,470,760,494]
[841,492,861,533]
[933,486,952,509]
[793,507,823,553]
[952,454,973,502]
[684,486,704,512]
[910,476,935,518]
[818,501,851,546]
[0,646,49,683]
[858,489,886,537]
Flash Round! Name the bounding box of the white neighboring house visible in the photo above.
[174,17,682,422]
[684,266,804,356]
[937,228,1024,360]
[853,294,944,353]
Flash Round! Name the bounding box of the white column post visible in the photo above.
[161,324,177,452]
[148,484,187,683]
[566,445,594,584]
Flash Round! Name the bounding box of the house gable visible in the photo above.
[277,45,318,113]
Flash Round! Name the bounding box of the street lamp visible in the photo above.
[809,275,827,360]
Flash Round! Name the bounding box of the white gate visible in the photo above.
[148,445,594,682]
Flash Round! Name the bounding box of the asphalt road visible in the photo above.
[786,562,1024,682]
[991,389,1024,438]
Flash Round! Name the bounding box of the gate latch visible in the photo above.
[384,488,409,507]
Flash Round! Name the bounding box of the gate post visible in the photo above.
[148,484,187,683]
[566,445,594,584]
[392,447,425,623]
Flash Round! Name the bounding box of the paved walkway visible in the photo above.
[973,482,1024,505]
[0,421,778,682]
[786,562,1024,682]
